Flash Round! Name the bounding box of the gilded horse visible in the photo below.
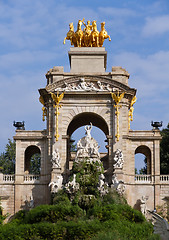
[99,22,111,47]
[63,22,77,46]
[75,18,84,47]
[91,21,99,47]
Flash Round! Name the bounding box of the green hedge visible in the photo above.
[0,219,160,240]
[20,204,84,224]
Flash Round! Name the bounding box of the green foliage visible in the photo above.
[102,190,127,205]
[29,153,41,174]
[0,216,159,240]
[87,202,145,223]
[72,159,103,196]
[139,157,147,174]
[0,139,15,174]
[10,210,28,224]
[160,123,169,174]
[0,205,7,225]
[11,204,84,224]
[0,157,159,239]
[52,189,71,205]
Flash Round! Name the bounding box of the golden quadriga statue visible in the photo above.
[64,19,111,47]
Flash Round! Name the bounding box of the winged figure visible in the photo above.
[111,92,125,105]
[131,95,137,107]
[50,92,64,105]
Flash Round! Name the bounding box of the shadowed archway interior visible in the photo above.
[67,112,109,136]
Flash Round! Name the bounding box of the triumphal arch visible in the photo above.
[0,20,168,216]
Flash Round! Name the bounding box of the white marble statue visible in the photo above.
[97,174,109,196]
[111,175,125,196]
[49,175,63,193]
[51,148,61,168]
[75,123,100,161]
[113,149,124,169]
[140,196,149,216]
[85,122,92,140]
[65,174,79,194]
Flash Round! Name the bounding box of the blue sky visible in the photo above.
[0,0,169,154]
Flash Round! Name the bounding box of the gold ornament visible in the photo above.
[111,92,125,141]
[64,19,111,47]
[50,92,64,141]
[128,95,137,130]
[39,96,47,121]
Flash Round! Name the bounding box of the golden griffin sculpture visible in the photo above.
[39,96,47,122]
[50,92,64,141]
[64,19,111,47]
[128,95,137,130]
[111,92,125,141]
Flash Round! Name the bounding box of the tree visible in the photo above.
[0,139,16,174]
[160,123,169,174]
[139,157,147,174]
[30,153,41,175]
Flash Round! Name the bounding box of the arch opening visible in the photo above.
[25,145,41,174]
[67,112,109,136]
[66,112,109,170]
[135,145,151,174]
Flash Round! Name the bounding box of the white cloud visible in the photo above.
[142,15,169,37]
[112,50,169,97]
[112,50,169,130]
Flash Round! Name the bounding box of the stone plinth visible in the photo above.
[68,47,107,73]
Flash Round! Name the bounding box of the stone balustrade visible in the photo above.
[135,174,152,183]
[160,175,169,182]
[24,174,40,182]
[3,175,15,183]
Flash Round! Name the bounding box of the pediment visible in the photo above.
[45,75,136,95]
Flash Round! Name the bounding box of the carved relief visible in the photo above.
[51,148,61,168]
[54,78,117,92]
[113,149,124,169]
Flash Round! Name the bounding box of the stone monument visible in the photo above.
[0,19,166,218]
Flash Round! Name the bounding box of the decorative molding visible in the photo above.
[46,76,136,94]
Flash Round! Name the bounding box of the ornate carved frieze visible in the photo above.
[54,78,119,92]
[45,76,136,95]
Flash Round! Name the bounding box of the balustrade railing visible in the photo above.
[160,175,169,182]
[3,175,15,182]
[24,174,40,182]
[135,174,152,183]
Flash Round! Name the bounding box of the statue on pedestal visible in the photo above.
[51,148,61,168]
[75,123,100,161]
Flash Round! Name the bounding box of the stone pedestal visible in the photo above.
[68,47,107,73]
[51,168,62,181]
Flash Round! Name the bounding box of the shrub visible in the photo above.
[22,204,84,224]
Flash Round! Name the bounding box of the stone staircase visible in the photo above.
[148,210,169,240]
